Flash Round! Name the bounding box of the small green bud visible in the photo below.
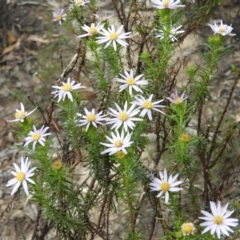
[87,39,98,49]
[116,151,125,159]
[231,64,237,73]
[186,66,196,77]
[208,34,223,47]
[157,8,170,19]
[175,231,183,238]
[141,51,150,60]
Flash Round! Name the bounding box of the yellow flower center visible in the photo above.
[109,32,118,40]
[89,26,97,35]
[143,100,153,109]
[174,97,183,104]
[181,134,190,143]
[218,26,226,33]
[162,0,171,8]
[119,112,128,121]
[76,0,83,4]
[32,132,41,141]
[16,172,25,182]
[15,111,25,119]
[181,223,194,235]
[160,181,170,192]
[126,77,136,85]
[62,83,72,92]
[116,151,125,159]
[86,113,96,122]
[53,160,63,170]
[114,139,123,148]
[56,14,62,21]
[214,215,223,225]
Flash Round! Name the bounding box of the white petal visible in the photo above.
[165,192,169,203]
[22,180,29,196]
[6,178,18,187]
[11,182,21,195]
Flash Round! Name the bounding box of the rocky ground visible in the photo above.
[0,0,240,239]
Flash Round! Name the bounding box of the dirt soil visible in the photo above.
[0,0,240,239]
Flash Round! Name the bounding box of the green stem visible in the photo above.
[89,42,107,92]
[123,160,135,233]
[193,35,224,104]
[126,173,135,232]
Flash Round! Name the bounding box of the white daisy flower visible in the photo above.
[199,201,238,239]
[75,0,89,6]
[156,25,185,42]
[151,0,185,9]
[166,90,187,104]
[100,130,133,155]
[51,77,86,102]
[132,94,165,120]
[24,125,51,150]
[52,9,67,25]
[94,11,114,22]
[6,102,37,123]
[6,157,36,196]
[181,222,195,236]
[149,168,183,204]
[116,69,148,95]
[107,102,142,131]
[77,23,104,38]
[96,25,131,51]
[208,20,235,36]
[77,108,106,131]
